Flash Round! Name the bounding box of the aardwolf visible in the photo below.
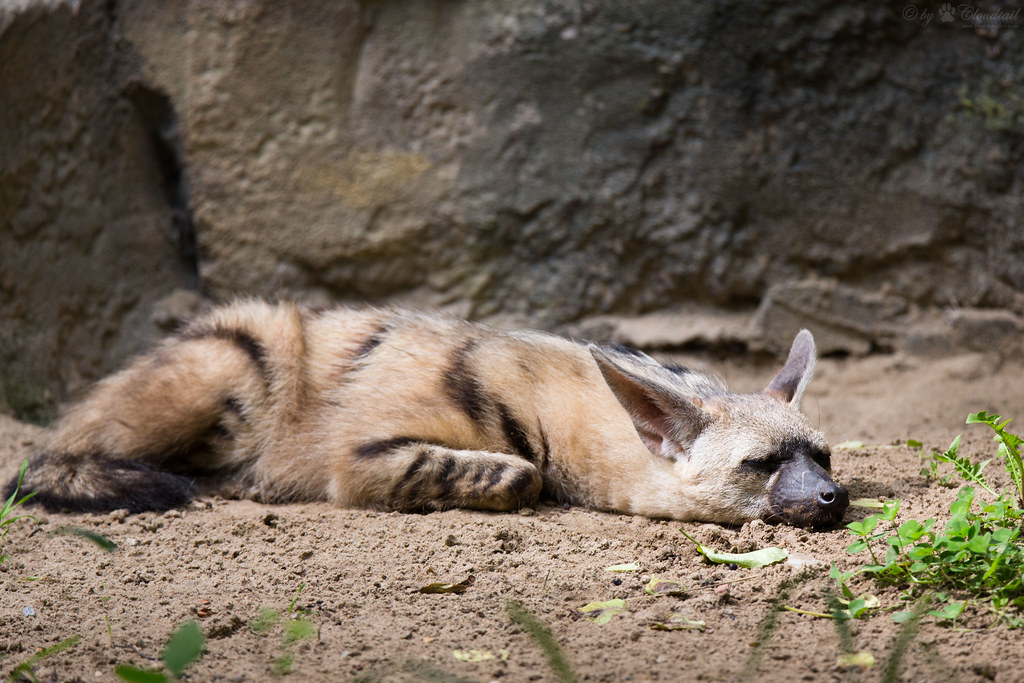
[6,301,848,526]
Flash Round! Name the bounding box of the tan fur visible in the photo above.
[11,300,848,526]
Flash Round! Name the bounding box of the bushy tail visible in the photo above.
[6,451,195,513]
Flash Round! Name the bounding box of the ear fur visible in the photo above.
[589,345,709,461]
[764,329,816,409]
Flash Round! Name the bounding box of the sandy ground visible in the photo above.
[2,350,1024,682]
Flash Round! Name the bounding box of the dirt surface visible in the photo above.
[3,351,1024,682]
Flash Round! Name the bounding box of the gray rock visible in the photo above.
[0,0,195,421]
[753,280,908,356]
[3,0,1024,417]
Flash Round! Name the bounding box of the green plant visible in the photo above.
[1,460,37,565]
[5,636,80,682]
[834,413,1024,628]
[968,411,1024,507]
[115,620,205,682]
[249,585,318,675]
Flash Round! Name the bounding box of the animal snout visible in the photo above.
[816,481,849,512]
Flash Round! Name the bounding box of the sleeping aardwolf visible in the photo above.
[6,300,848,527]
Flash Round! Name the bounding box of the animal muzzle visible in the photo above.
[765,464,850,528]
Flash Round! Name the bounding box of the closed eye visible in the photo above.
[740,458,783,475]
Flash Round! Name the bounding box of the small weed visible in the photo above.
[248,607,282,634]
[115,620,205,682]
[5,635,80,682]
[250,585,318,675]
[836,412,1024,628]
[1,460,37,565]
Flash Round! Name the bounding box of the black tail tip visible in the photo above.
[7,456,196,514]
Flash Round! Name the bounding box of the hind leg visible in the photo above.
[340,440,543,512]
[15,332,268,512]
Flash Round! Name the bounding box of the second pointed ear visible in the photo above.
[589,346,708,461]
[764,329,816,408]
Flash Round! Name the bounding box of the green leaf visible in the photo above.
[115,665,167,683]
[966,411,997,426]
[836,651,875,669]
[698,546,787,568]
[643,578,687,597]
[162,620,205,678]
[834,441,866,450]
[453,649,510,662]
[967,533,992,554]
[846,516,879,536]
[846,594,880,618]
[845,540,869,554]
[678,528,786,567]
[879,500,901,522]
[849,498,885,509]
[928,601,965,621]
[649,613,706,631]
[891,611,915,624]
[603,562,641,572]
[578,599,628,624]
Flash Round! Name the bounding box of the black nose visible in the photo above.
[817,482,849,511]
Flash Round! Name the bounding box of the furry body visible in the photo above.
[9,301,848,526]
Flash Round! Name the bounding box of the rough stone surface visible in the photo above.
[3,0,1024,417]
[753,279,910,356]
[0,0,195,421]
[118,0,1023,323]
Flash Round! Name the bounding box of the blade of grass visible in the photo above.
[882,595,931,683]
[52,527,118,552]
[505,600,577,683]
[7,635,81,683]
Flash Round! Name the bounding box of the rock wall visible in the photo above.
[2,0,1023,419]
[0,0,196,421]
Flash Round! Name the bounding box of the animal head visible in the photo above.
[589,331,848,527]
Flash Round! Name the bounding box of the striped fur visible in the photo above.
[5,300,848,526]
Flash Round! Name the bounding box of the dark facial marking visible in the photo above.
[497,403,537,463]
[777,436,831,470]
[741,437,831,475]
[443,340,489,423]
[353,323,390,360]
[354,437,421,460]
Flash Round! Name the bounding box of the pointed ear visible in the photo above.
[764,329,816,408]
[589,345,709,461]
